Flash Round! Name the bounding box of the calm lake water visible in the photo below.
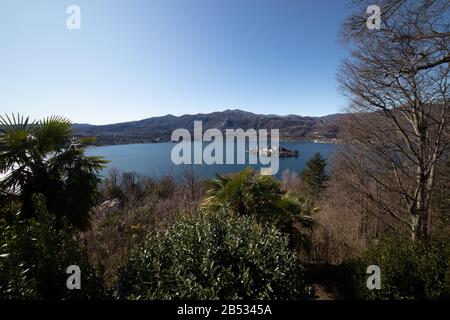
[86,141,339,180]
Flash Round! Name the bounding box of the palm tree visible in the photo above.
[277,191,317,250]
[0,114,106,229]
[202,167,315,250]
[202,167,279,217]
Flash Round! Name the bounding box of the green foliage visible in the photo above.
[203,167,282,218]
[277,192,317,250]
[118,208,312,300]
[202,167,315,250]
[0,194,106,299]
[0,114,107,229]
[301,153,329,200]
[344,237,450,300]
[431,158,450,242]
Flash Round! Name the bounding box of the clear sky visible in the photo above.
[0,0,353,125]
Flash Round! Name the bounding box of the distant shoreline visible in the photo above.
[85,137,341,148]
[73,109,344,148]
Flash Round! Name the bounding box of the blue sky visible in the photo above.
[0,0,352,125]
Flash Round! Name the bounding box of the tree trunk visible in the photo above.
[410,169,434,244]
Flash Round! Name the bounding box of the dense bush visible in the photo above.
[0,194,106,299]
[341,237,450,300]
[202,168,315,251]
[118,207,312,300]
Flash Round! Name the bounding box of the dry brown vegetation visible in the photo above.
[81,168,206,284]
[308,146,450,266]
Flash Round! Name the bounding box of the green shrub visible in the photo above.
[202,168,315,251]
[0,194,107,299]
[343,237,450,300]
[118,207,312,300]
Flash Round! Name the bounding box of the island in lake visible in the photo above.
[248,146,299,158]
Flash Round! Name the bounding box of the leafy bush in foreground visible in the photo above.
[341,237,450,300]
[0,195,106,299]
[118,208,312,300]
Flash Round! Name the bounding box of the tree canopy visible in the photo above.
[0,114,106,229]
[301,153,329,200]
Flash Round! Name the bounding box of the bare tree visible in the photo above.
[181,166,205,211]
[339,0,449,242]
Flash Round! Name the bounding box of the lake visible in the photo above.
[85,141,339,180]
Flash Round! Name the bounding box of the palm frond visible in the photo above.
[34,115,73,152]
[0,164,28,194]
[0,113,34,133]
[0,114,35,172]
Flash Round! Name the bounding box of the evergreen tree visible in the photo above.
[301,153,328,200]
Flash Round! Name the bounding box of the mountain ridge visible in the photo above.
[73,109,344,145]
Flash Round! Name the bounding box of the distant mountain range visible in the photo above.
[73,109,345,145]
